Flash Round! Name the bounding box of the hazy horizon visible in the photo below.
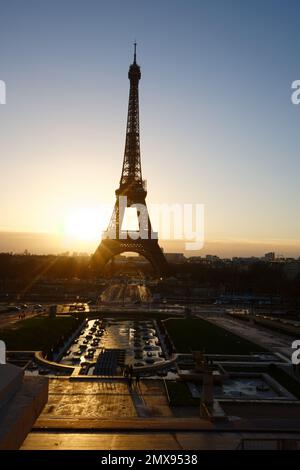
[0,230,299,258]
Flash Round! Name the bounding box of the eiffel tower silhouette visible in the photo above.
[93,45,168,275]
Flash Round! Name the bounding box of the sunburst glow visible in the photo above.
[64,208,109,241]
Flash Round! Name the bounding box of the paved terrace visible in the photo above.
[21,376,300,450]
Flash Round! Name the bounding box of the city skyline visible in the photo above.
[0,0,300,256]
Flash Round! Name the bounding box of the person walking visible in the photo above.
[135,372,140,387]
[128,374,132,389]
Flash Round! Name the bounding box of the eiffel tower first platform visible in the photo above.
[92,45,168,276]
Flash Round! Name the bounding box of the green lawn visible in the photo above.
[164,318,265,354]
[0,316,81,352]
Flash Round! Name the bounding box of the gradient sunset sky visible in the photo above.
[0,0,299,256]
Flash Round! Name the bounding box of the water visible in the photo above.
[100,319,165,366]
[189,377,280,399]
[60,318,104,367]
[59,318,166,373]
[220,377,278,398]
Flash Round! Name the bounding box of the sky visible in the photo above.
[0,0,299,256]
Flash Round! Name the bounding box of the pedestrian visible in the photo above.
[128,375,132,389]
[135,372,140,387]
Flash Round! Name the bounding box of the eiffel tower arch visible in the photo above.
[93,45,168,276]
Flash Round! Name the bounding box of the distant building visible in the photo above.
[205,254,220,262]
[164,253,186,264]
[232,257,260,264]
[187,256,205,263]
[264,252,275,261]
[283,261,300,280]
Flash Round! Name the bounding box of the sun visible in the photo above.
[64,208,108,242]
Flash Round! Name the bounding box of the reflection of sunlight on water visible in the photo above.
[99,320,164,366]
[102,322,134,350]
[60,318,168,369]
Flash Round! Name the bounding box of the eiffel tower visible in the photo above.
[93,45,168,275]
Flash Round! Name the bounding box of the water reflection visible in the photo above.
[99,319,165,366]
[60,318,167,374]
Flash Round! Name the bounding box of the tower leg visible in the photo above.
[92,238,169,277]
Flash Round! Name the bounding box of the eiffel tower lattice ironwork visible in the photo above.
[93,45,168,275]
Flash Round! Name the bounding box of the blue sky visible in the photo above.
[0,0,299,255]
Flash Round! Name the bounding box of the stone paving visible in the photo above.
[21,431,242,450]
[21,431,300,450]
[39,379,136,419]
[37,378,175,421]
[139,380,173,417]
